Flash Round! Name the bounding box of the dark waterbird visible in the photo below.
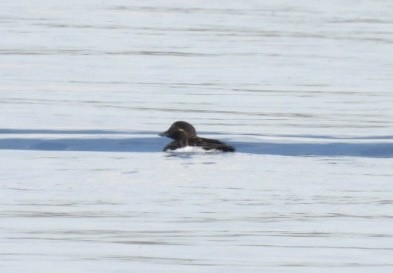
[159,121,235,152]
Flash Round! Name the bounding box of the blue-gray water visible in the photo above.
[1,1,392,272]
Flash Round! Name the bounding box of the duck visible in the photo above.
[159,121,235,152]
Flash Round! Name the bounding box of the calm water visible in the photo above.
[1,1,393,272]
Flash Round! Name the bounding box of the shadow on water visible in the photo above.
[0,129,392,158]
[236,141,393,158]
[0,128,150,135]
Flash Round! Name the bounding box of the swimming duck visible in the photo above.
[159,121,235,152]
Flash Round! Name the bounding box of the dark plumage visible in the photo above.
[159,121,235,152]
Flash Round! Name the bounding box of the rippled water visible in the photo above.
[1,1,393,272]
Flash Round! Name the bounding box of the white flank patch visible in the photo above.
[168,146,219,153]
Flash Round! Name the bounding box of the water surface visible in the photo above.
[1,1,392,272]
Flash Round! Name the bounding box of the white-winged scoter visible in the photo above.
[159,121,235,152]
